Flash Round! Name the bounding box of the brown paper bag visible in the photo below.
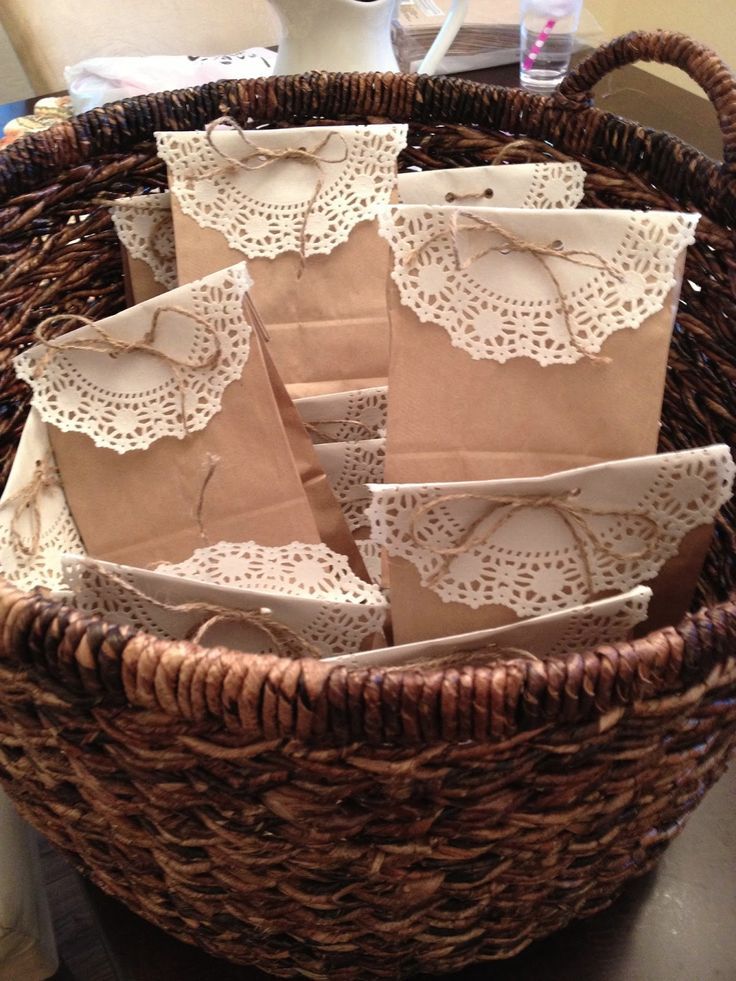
[379,206,700,484]
[110,192,177,305]
[14,264,356,571]
[367,447,735,643]
[157,124,408,397]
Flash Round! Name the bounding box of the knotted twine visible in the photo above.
[203,116,349,276]
[0,457,59,557]
[31,307,222,436]
[409,489,661,593]
[406,210,624,363]
[80,563,323,658]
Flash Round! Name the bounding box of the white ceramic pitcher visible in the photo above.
[269,0,469,76]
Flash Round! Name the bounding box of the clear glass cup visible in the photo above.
[519,0,584,92]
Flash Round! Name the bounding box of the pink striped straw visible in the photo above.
[522,17,557,72]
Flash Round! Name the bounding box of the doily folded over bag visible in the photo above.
[397,161,586,209]
[327,586,653,668]
[109,191,177,303]
[64,545,387,657]
[368,445,735,643]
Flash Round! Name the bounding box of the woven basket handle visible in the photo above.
[556,30,736,167]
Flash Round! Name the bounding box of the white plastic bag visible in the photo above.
[64,48,275,114]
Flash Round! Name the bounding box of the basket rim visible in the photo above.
[0,58,733,223]
[1,580,735,746]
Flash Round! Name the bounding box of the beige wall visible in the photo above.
[0,21,32,101]
[585,0,736,98]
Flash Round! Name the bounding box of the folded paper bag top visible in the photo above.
[367,445,735,644]
[397,161,586,208]
[0,408,83,591]
[157,123,409,263]
[325,586,653,669]
[109,191,177,304]
[13,264,361,571]
[379,205,699,365]
[378,206,700,484]
[157,123,409,396]
[63,548,387,657]
[295,385,388,444]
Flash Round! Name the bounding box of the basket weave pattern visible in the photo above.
[0,30,735,979]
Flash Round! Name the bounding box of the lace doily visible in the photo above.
[15,264,253,454]
[154,540,385,606]
[378,206,700,365]
[325,586,652,667]
[0,409,83,591]
[356,539,385,591]
[64,555,386,657]
[110,192,177,290]
[157,124,408,259]
[316,438,386,532]
[366,445,735,614]
[397,161,586,209]
[295,385,387,444]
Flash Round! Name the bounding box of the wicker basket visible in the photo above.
[0,30,735,980]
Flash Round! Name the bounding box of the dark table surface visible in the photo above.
[5,54,733,981]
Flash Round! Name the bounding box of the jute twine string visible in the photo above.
[82,563,323,657]
[305,419,376,441]
[386,642,540,673]
[406,211,623,363]
[31,308,222,435]
[444,188,495,203]
[491,139,539,165]
[203,116,349,276]
[409,490,661,592]
[194,453,220,543]
[0,457,59,557]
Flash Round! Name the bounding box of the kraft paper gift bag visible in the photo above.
[378,206,700,484]
[325,586,652,668]
[366,446,735,644]
[13,264,363,580]
[0,408,83,591]
[157,122,408,397]
[295,385,388,445]
[63,551,387,656]
[109,192,177,305]
[398,161,585,208]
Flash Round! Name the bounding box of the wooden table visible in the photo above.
[3,55,732,981]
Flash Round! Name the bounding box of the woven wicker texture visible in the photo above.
[0,30,735,979]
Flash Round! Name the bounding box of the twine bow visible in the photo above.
[31,307,222,436]
[410,490,660,594]
[407,211,623,363]
[81,564,323,658]
[203,116,349,275]
[0,457,59,557]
